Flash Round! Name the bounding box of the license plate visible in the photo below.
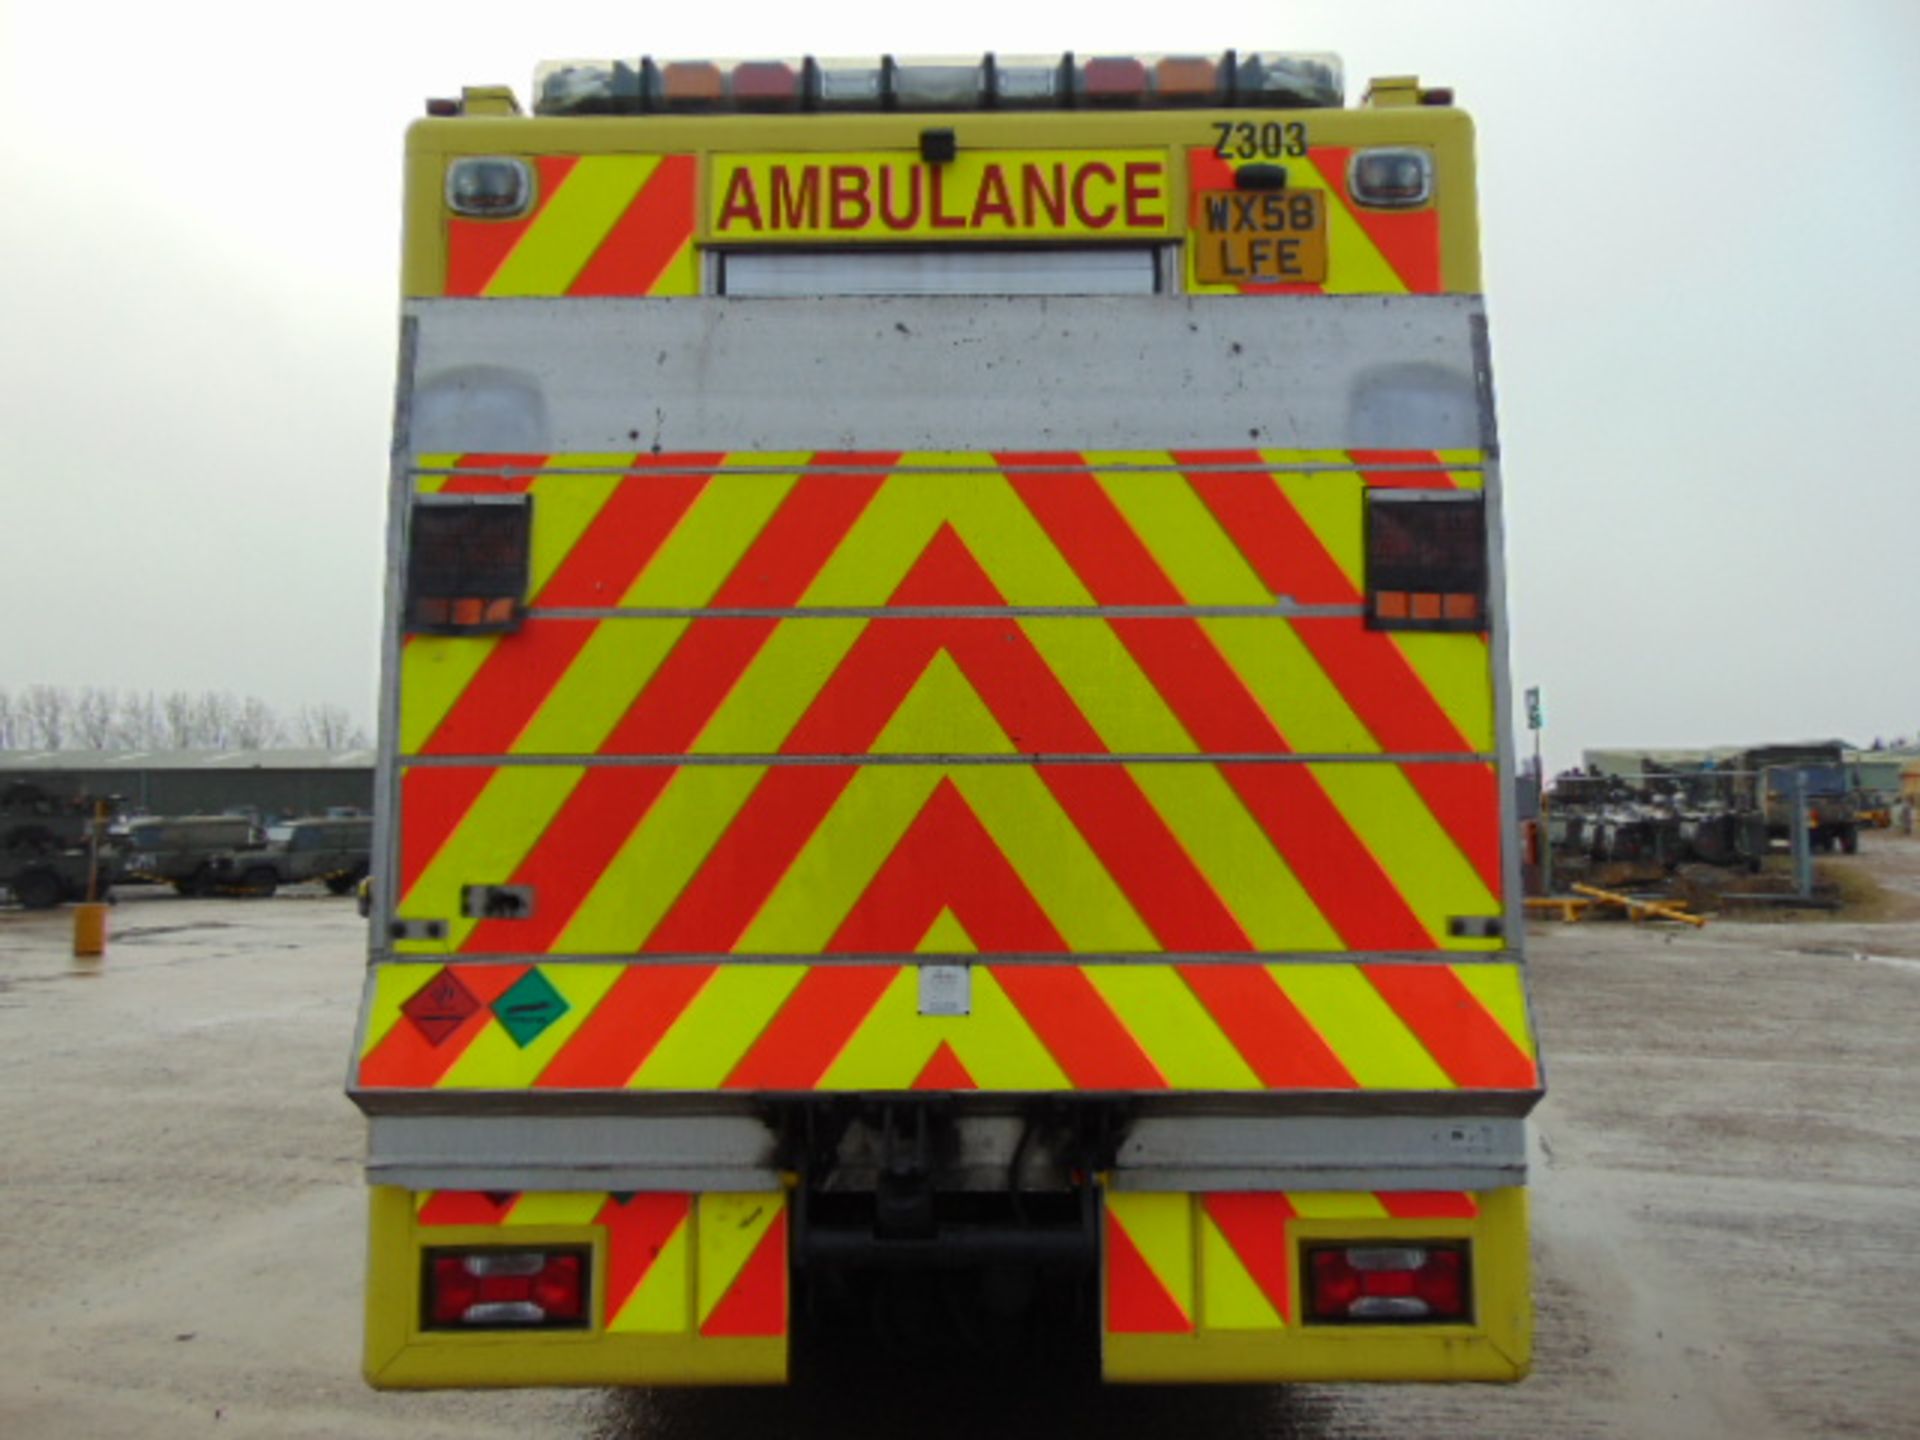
[1191,188,1327,285]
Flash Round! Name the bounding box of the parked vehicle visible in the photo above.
[121,815,263,895]
[207,816,373,897]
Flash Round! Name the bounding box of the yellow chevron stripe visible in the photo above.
[485,155,660,297]
[916,908,976,953]
[1269,965,1452,1089]
[1108,1192,1193,1318]
[645,236,699,297]
[396,766,583,952]
[630,967,805,1088]
[696,1193,782,1327]
[610,1219,691,1333]
[436,964,624,1089]
[1303,154,1408,297]
[400,637,499,754]
[951,766,1156,950]
[557,766,765,953]
[1203,617,1380,752]
[690,618,865,753]
[621,454,807,607]
[738,766,941,952]
[1308,762,1500,949]
[1392,634,1494,751]
[1274,469,1364,592]
[1453,964,1537,1061]
[1285,1191,1390,1220]
[1200,1208,1285,1330]
[872,650,1016,755]
[1022,618,1199,754]
[527,459,631,597]
[802,457,1094,606]
[1126,765,1341,949]
[1085,453,1271,605]
[511,619,688,755]
[1085,966,1260,1089]
[501,1192,604,1226]
[818,967,1071,1089]
[359,969,411,1058]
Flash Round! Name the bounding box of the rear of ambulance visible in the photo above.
[350,52,1539,1387]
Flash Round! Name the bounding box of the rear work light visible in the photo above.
[1306,1243,1469,1323]
[1365,491,1488,633]
[405,495,532,634]
[1349,147,1433,208]
[446,157,532,218]
[424,1248,589,1330]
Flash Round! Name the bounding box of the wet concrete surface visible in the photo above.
[2,838,1918,1438]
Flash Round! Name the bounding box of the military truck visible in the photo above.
[1733,743,1860,854]
[121,815,264,894]
[207,816,373,897]
[0,781,112,909]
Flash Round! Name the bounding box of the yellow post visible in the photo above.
[72,798,109,961]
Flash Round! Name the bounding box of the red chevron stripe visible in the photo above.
[420,620,599,756]
[534,964,714,1087]
[1038,766,1250,951]
[1378,1191,1478,1219]
[463,768,673,954]
[534,460,714,607]
[419,1190,520,1227]
[700,1209,787,1337]
[724,965,899,1088]
[568,155,697,296]
[437,452,547,495]
[642,766,855,952]
[1362,965,1537,1089]
[1402,760,1504,895]
[357,964,529,1088]
[827,780,1068,953]
[1179,967,1358,1088]
[1174,450,1360,604]
[597,1192,692,1323]
[996,967,1165,1089]
[399,765,495,894]
[445,159,577,296]
[1350,448,1458,490]
[1204,1191,1299,1322]
[1290,618,1472,753]
[914,1041,976,1090]
[1314,146,1443,294]
[593,459,890,756]
[1105,1209,1192,1332]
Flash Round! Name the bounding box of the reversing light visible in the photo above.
[425,1249,588,1329]
[446,157,532,218]
[1307,1243,1468,1323]
[1349,147,1433,208]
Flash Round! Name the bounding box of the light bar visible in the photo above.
[530,51,1343,116]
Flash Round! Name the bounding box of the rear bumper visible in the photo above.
[363,1180,1529,1387]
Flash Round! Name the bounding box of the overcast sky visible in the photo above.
[2,0,1914,768]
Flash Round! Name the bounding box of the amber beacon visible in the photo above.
[350,50,1538,1387]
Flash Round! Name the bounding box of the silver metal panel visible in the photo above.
[1111,1115,1527,1192]
[721,247,1159,297]
[405,295,1485,456]
[366,1115,779,1192]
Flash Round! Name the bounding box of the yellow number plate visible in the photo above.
[1191,188,1327,285]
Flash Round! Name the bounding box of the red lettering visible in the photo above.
[1021,163,1067,227]
[1071,162,1118,230]
[928,166,967,230]
[716,168,763,231]
[1123,162,1165,228]
[770,167,820,230]
[971,164,1015,228]
[828,165,872,230]
[878,166,924,230]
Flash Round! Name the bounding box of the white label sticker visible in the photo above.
[918,964,971,1017]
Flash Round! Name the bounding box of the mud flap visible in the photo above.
[1101,1186,1531,1382]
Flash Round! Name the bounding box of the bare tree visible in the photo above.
[73,687,116,749]
[294,702,369,750]
[114,690,164,749]
[0,690,15,749]
[233,696,287,749]
[20,684,68,749]
[161,690,199,748]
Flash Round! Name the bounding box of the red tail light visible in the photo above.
[1306,1243,1468,1323]
[425,1249,589,1329]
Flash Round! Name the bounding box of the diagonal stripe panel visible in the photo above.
[569,154,697,297]
[1362,965,1538,1089]
[536,964,715,1088]
[485,155,660,297]
[723,965,900,1089]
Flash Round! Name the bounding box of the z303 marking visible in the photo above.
[1211,121,1309,161]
